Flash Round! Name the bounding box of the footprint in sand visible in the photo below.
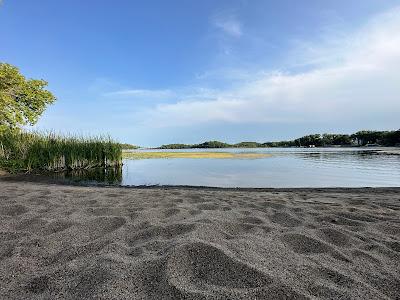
[351,249,381,264]
[0,232,28,241]
[165,241,308,299]
[0,242,15,260]
[308,284,348,299]
[270,212,302,227]
[0,204,28,216]
[336,212,378,223]
[128,246,144,257]
[308,266,355,288]
[315,214,364,227]
[281,233,331,254]
[42,220,74,235]
[88,216,126,235]
[196,203,219,210]
[317,228,353,247]
[164,208,180,217]
[125,223,196,246]
[167,242,273,289]
[15,217,48,234]
[187,194,206,203]
[239,216,264,225]
[259,201,286,210]
[61,216,126,244]
[26,275,50,294]
[46,239,110,265]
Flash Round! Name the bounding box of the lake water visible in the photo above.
[60,147,400,187]
[107,147,400,188]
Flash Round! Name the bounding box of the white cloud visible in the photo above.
[212,13,242,37]
[104,89,174,100]
[140,7,400,128]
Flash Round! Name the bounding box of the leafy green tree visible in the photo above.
[351,131,382,145]
[0,63,56,132]
[119,143,139,150]
[294,134,323,147]
[321,134,352,146]
[234,142,261,148]
[194,141,232,148]
[159,143,192,149]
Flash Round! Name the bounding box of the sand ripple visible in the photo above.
[0,181,399,299]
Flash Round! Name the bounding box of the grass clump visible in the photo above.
[123,151,271,159]
[0,130,122,173]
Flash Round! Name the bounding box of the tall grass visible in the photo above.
[0,130,122,172]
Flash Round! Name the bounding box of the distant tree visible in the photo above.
[381,130,400,146]
[233,142,261,148]
[119,143,139,150]
[321,134,352,146]
[195,141,232,148]
[351,131,384,146]
[0,63,56,132]
[156,130,400,149]
[158,143,192,149]
[294,134,323,147]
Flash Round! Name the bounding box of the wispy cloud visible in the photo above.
[212,13,242,37]
[104,89,174,100]
[137,7,400,128]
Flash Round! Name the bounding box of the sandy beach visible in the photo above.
[0,178,399,299]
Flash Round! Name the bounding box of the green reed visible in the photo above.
[0,130,122,172]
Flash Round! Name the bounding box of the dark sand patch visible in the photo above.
[270,211,302,227]
[317,227,354,247]
[0,204,28,216]
[281,233,331,254]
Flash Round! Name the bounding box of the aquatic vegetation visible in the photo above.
[123,151,271,159]
[0,130,122,172]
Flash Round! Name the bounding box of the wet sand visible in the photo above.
[0,179,399,299]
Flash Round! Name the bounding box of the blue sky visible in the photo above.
[1,0,400,146]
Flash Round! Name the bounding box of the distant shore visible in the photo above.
[156,130,400,149]
[122,151,272,159]
[1,178,399,299]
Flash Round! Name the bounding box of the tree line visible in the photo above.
[158,130,400,149]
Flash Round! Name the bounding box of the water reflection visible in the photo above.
[58,148,400,187]
[296,150,378,158]
[53,167,122,185]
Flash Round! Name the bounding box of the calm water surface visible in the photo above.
[117,148,400,187]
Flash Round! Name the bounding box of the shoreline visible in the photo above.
[1,179,399,299]
[1,172,400,191]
